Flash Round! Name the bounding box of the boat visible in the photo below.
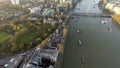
[81,56,85,60]
[104,20,107,24]
[81,56,86,64]
[81,59,86,64]
[77,30,80,33]
[75,19,77,22]
[108,27,112,32]
[78,40,82,45]
[101,20,108,24]
[101,20,104,24]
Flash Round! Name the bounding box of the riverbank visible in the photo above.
[55,15,69,68]
[32,15,70,68]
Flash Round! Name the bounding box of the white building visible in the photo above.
[105,2,115,10]
[15,0,19,4]
[105,1,120,15]
[55,0,58,2]
[60,0,67,3]
[63,0,66,3]
[11,0,20,5]
[113,6,120,15]
[30,7,41,14]
[60,0,63,3]
[11,0,15,5]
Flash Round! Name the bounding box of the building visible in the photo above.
[113,5,120,15]
[11,0,20,5]
[30,7,41,14]
[101,0,118,4]
[26,46,58,68]
[55,0,59,2]
[59,0,67,3]
[105,1,120,15]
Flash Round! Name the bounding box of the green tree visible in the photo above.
[16,26,20,31]
[27,42,33,49]
[36,38,41,43]
[13,25,17,31]
[11,45,17,52]
[39,18,43,23]
[19,43,24,51]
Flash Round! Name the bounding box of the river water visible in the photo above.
[62,0,120,68]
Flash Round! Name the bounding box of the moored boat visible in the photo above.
[101,20,107,24]
[101,20,104,24]
[75,19,77,22]
[104,20,108,24]
[77,30,80,33]
[78,40,82,45]
[108,27,112,32]
[81,56,86,64]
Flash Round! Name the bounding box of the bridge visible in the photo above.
[71,12,112,17]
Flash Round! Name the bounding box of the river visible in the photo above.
[62,0,120,68]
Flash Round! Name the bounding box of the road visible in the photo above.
[62,0,120,68]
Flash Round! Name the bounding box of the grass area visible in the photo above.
[0,32,9,43]
[16,31,36,44]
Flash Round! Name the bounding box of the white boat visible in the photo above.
[101,20,104,24]
[101,20,107,24]
[78,40,82,45]
[104,20,107,24]
[77,30,80,33]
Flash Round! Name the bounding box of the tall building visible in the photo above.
[63,0,66,3]
[55,0,59,2]
[11,0,19,5]
[15,0,19,4]
[60,0,63,3]
[11,0,15,5]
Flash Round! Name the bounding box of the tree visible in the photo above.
[27,42,33,49]
[19,43,24,51]
[47,28,51,32]
[14,27,28,38]
[36,38,41,43]
[8,35,15,43]
[13,25,17,31]
[16,26,20,31]
[11,45,17,52]
[39,18,43,23]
